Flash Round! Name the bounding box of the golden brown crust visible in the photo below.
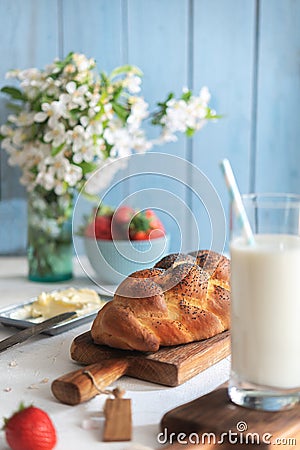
[189,250,230,286]
[91,249,231,352]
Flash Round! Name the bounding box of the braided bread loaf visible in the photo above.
[91,250,230,352]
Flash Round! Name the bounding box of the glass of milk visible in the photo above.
[229,193,300,411]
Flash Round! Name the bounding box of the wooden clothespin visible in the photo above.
[81,370,132,442]
[103,387,132,442]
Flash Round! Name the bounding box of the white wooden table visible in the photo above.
[0,256,230,450]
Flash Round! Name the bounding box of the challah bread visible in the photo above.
[91,250,230,352]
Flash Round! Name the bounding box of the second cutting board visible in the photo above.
[51,330,230,405]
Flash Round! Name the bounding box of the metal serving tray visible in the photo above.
[0,294,112,336]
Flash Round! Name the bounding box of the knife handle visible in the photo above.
[51,359,129,405]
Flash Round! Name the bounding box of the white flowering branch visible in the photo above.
[0,52,218,196]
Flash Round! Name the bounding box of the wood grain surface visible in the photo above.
[160,386,300,449]
[70,330,230,386]
[103,398,132,442]
[51,330,230,405]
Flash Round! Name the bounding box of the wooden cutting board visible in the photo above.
[161,385,300,449]
[51,330,230,405]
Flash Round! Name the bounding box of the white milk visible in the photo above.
[230,234,300,389]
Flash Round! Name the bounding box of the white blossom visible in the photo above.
[53,181,66,196]
[64,81,88,110]
[131,130,152,153]
[36,171,55,191]
[199,86,211,104]
[84,158,128,195]
[123,73,142,93]
[0,124,14,136]
[5,69,20,79]
[34,101,65,124]
[72,140,95,163]
[85,91,100,108]
[8,112,35,127]
[127,97,149,131]
[1,138,17,154]
[12,129,29,146]
[73,53,95,72]
[44,123,66,147]
[0,52,217,196]
[64,164,82,186]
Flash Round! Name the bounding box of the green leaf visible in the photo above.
[102,143,112,159]
[0,134,5,141]
[76,161,98,175]
[162,92,175,104]
[131,212,151,232]
[51,143,65,156]
[3,402,29,430]
[64,51,74,63]
[185,127,195,138]
[151,114,164,126]
[206,110,223,120]
[112,103,129,121]
[81,191,101,203]
[100,71,109,87]
[97,204,114,216]
[112,85,123,101]
[93,109,104,122]
[110,65,143,79]
[1,86,26,101]
[181,90,192,102]
[6,102,22,113]
[69,107,81,114]
[55,52,74,69]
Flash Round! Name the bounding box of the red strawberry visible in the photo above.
[4,404,57,450]
[144,209,165,232]
[149,217,165,231]
[94,215,112,240]
[131,230,149,240]
[145,209,156,219]
[149,228,165,239]
[84,222,95,238]
[113,206,135,225]
[111,206,135,240]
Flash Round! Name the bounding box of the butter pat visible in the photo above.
[24,288,104,320]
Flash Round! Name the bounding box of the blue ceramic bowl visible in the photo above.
[84,234,170,284]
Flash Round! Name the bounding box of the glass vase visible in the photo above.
[27,189,74,282]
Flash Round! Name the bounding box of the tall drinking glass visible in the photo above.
[229,193,300,411]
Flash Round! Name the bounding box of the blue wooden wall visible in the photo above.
[1,0,300,255]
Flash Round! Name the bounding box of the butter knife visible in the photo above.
[0,311,77,353]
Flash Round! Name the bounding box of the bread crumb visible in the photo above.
[8,360,17,368]
[27,384,39,390]
[40,378,49,384]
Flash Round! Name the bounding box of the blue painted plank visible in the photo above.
[62,0,125,204]
[126,0,190,252]
[191,0,257,251]
[62,0,126,255]
[61,0,124,200]
[0,0,60,254]
[61,0,123,72]
[0,0,60,199]
[255,0,300,194]
[0,199,27,254]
